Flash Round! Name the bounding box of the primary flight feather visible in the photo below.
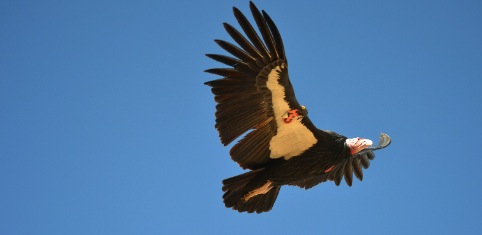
[205,1,391,213]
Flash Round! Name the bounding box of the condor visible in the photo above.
[205,1,391,213]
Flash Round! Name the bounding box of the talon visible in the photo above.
[282,109,301,124]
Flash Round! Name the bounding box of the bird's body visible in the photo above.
[205,1,391,213]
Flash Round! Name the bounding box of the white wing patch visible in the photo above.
[266,65,317,160]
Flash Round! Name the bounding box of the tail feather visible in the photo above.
[222,169,281,213]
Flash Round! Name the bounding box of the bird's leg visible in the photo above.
[282,109,301,124]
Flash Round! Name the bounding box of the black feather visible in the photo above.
[262,10,286,61]
[249,2,278,59]
[232,7,271,63]
[344,159,354,186]
[352,157,364,181]
[215,39,256,65]
[223,23,262,59]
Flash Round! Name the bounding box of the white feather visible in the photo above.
[266,65,317,160]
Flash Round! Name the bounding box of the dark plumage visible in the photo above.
[205,1,391,213]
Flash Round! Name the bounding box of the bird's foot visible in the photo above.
[282,109,301,124]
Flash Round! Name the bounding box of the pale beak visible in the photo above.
[346,137,373,155]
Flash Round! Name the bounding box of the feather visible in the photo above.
[223,23,262,60]
[216,112,266,145]
[204,68,243,77]
[262,10,286,61]
[215,40,256,65]
[232,7,271,63]
[352,157,364,181]
[344,159,354,186]
[332,162,345,186]
[249,2,278,59]
[230,123,273,169]
[360,154,370,169]
[205,78,253,89]
[205,54,243,67]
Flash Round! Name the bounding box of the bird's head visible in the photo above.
[346,137,373,155]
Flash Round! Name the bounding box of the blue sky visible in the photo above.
[1,0,481,234]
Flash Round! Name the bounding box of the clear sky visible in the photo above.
[1,0,481,234]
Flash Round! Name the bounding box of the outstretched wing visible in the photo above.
[294,133,392,188]
[205,2,318,170]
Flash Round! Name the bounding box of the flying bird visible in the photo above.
[205,1,391,213]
